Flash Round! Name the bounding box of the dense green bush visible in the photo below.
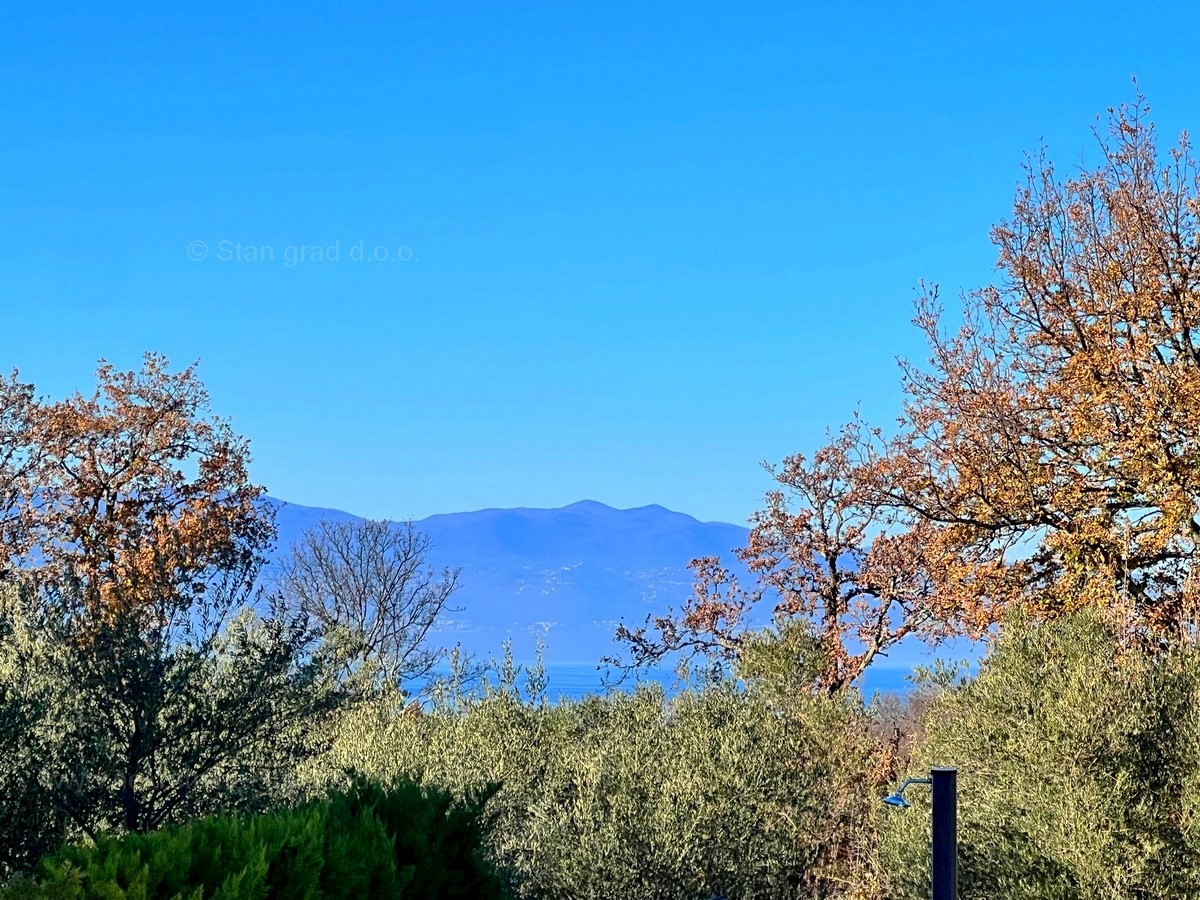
[0,778,511,899]
[302,661,883,900]
[880,610,1200,900]
[0,606,70,879]
[0,583,341,882]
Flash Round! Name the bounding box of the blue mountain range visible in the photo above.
[266,497,758,665]
[264,497,977,693]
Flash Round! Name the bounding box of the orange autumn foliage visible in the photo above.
[620,94,1200,691]
[0,353,273,637]
[873,94,1200,640]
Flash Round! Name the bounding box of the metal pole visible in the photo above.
[931,767,957,900]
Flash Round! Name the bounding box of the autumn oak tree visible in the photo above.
[869,95,1200,640]
[18,354,272,636]
[0,354,334,853]
[620,95,1200,691]
[615,424,950,694]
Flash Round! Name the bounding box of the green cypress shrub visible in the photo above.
[2,778,509,900]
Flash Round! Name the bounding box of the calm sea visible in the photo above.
[414,662,916,704]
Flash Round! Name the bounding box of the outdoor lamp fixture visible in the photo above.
[882,776,930,808]
[882,767,958,900]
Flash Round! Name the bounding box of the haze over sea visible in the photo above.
[549,662,915,701]
[412,661,919,706]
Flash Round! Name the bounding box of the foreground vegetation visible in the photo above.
[293,612,1200,900]
[304,653,881,898]
[0,779,509,899]
[7,610,1200,898]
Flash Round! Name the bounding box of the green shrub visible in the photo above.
[880,609,1200,900]
[305,674,882,899]
[2,778,510,900]
[0,584,340,881]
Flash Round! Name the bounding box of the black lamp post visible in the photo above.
[882,767,957,900]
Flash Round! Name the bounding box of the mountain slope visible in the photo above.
[266,497,755,664]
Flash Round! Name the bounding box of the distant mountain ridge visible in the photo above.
[265,497,757,664]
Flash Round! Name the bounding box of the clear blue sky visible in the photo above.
[3,2,1198,525]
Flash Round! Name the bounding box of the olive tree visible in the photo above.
[880,609,1200,899]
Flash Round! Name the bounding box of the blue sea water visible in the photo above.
[414,661,919,704]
